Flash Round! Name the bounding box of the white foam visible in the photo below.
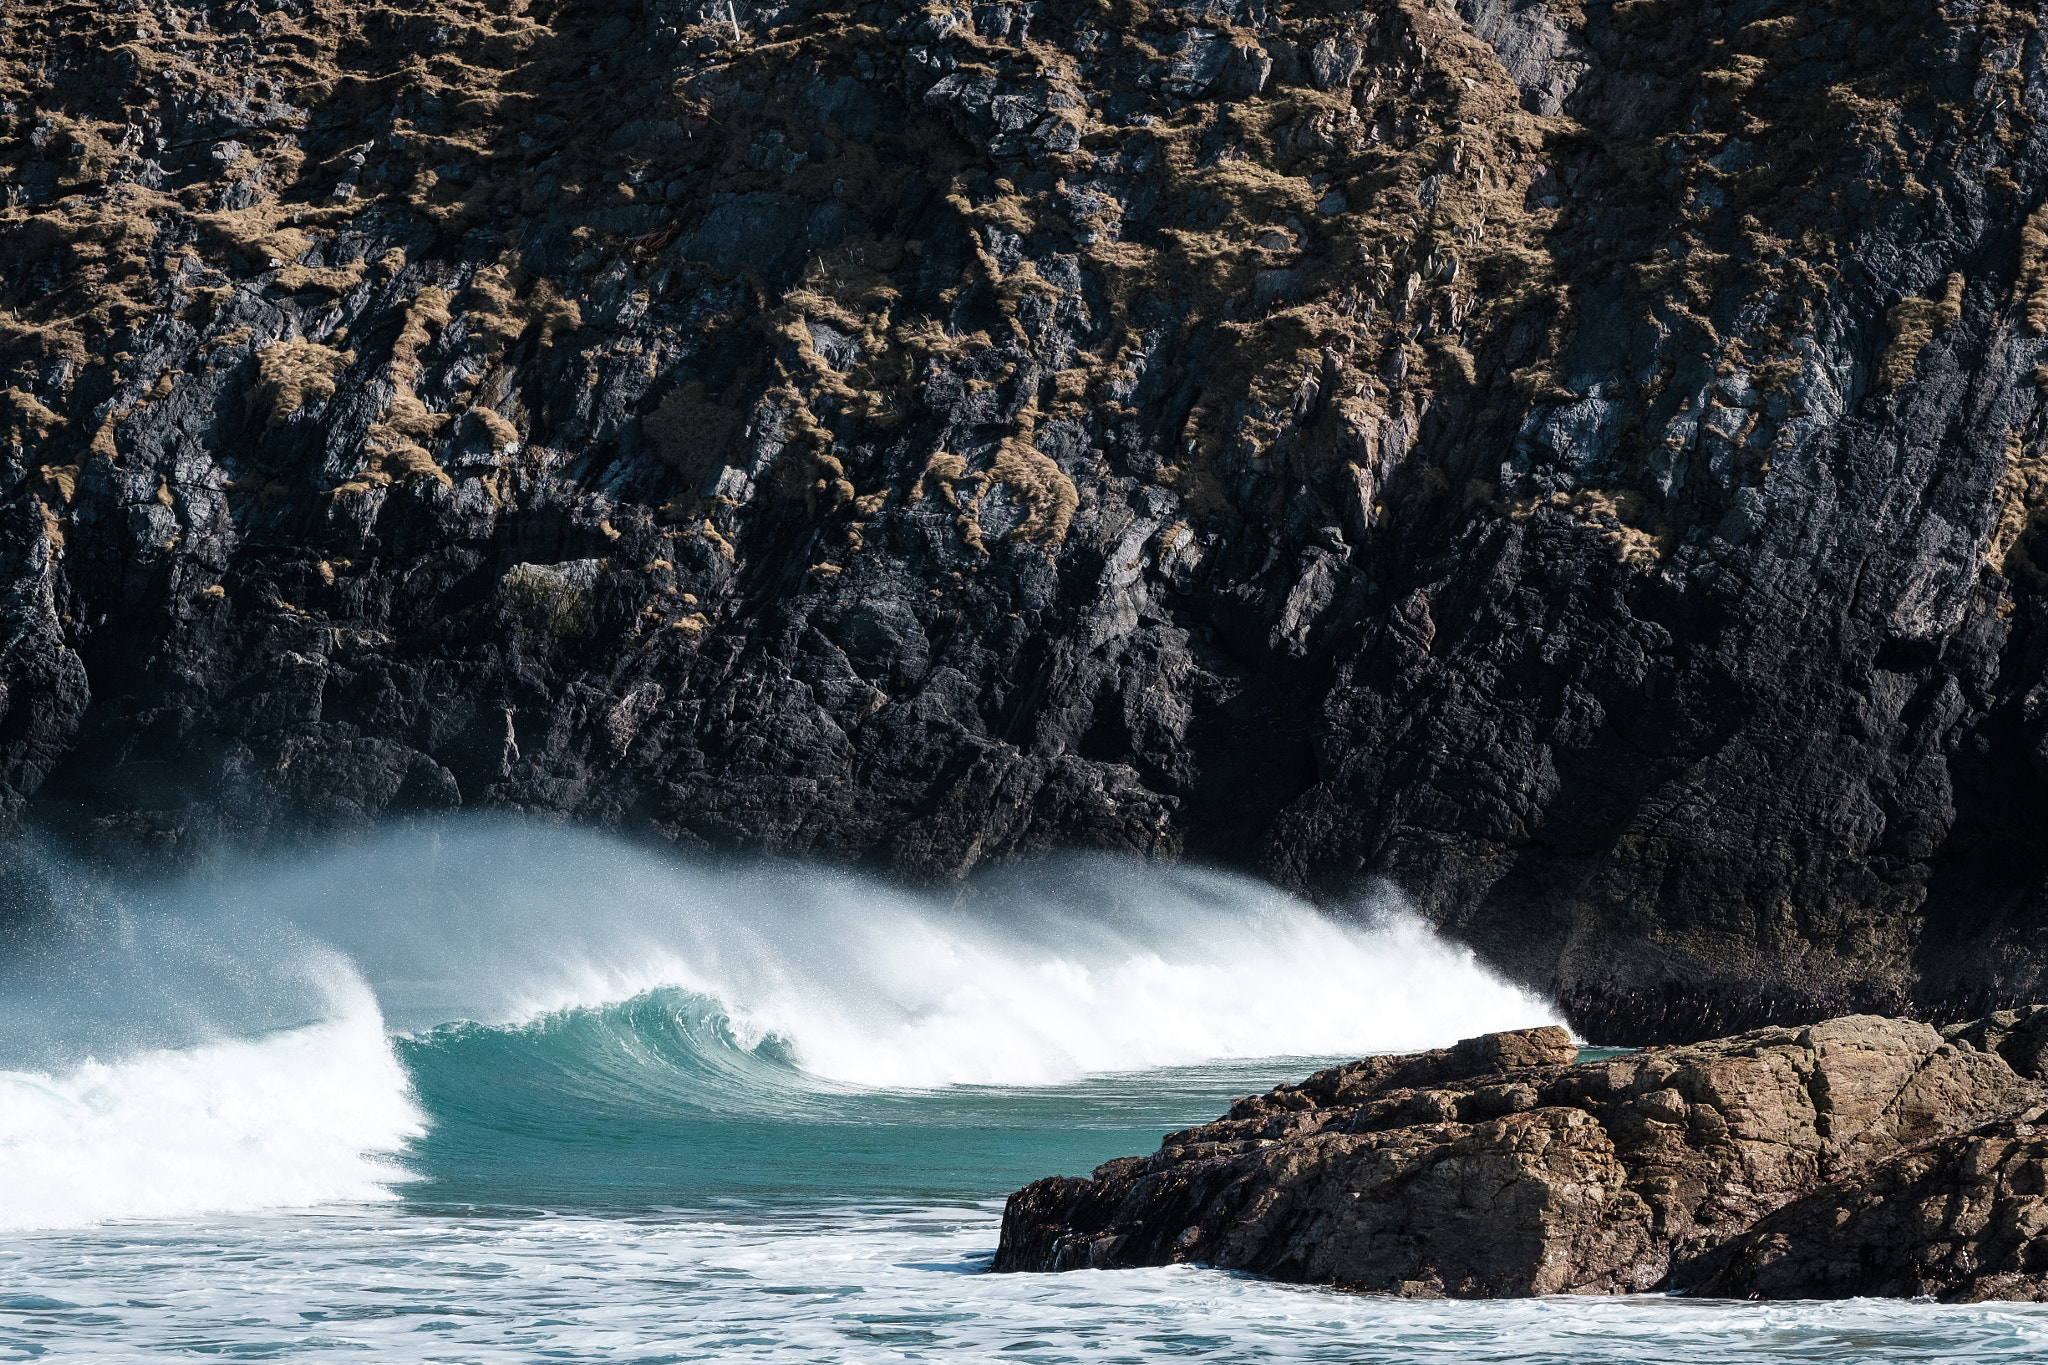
[0,958,424,1231]
[8,1203,2046,1363]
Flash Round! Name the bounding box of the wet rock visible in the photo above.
[995,1015,2048,1299]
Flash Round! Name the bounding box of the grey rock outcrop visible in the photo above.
[4,0,2048,1039]
[1458,0,1587,116]
[995,1015,2048,1300]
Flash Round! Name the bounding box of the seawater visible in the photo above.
[1,828,2043,1363]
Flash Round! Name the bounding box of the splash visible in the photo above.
[220,827,1559,1087]
[670,880,1554,1088]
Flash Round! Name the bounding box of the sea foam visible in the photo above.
[0,960,424,1231]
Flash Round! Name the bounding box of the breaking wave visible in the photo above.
[0,826,1560,1227]
[0,961,424,1231]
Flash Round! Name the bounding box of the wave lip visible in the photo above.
[0,961,424,1232]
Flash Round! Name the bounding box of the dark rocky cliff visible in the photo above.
[4,0,2047,1040]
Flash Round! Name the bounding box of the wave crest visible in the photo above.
[400,985,817,1122]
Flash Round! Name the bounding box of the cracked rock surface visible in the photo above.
[4,0,2048,1038]
[994,1013,2048,1300]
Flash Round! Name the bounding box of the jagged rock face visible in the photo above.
[993,1016,2048,1299]
[3,0,2048,1037]
[1671,1111,2048,1302]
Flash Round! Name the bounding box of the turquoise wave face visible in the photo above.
[392,985,1340,1210]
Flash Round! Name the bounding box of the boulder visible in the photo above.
[995,1015,2048,1299]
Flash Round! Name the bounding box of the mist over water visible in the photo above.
[3,825,2037,1361]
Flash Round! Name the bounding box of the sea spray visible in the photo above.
[175,825,1560,1086]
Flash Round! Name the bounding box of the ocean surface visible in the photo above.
[3,827,2044,1363]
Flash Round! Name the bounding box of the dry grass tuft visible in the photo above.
[1879,274,1964,390]
[249,340,356,428]
[2020,208,2048,336]
[1991,430,2048,590]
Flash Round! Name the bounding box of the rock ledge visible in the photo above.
[995,1011,2048,1301]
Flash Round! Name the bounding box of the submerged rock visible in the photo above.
[994,1015,2048,1300]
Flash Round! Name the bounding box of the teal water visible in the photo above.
[394,987,1331,1209]
[2,828,2046,1362]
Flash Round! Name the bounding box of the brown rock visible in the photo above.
[994,1015,2046,1298]
[1944,1007,2048,1082]
[1675,1109,2048,1301]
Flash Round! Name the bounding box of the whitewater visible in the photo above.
[1,827,2043,1362]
